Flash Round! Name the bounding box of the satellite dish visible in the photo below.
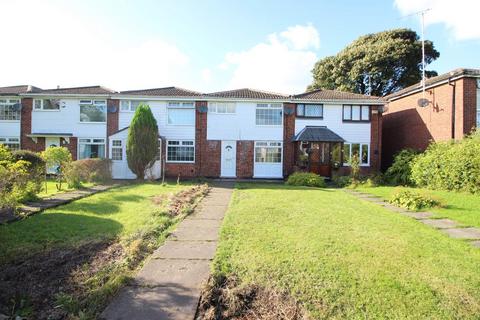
[198,105,208,113]
[417,98,429,108]
[107,105,118,113]
[12,103,22,111]
[284,106,295,115]
[378,105,388,113]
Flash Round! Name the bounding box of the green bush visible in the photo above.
[332,175,352,188]
[389,190,440,211]
[411,130,480,193]
[385,149,419,186]
[0,145,32,210]
[41,147,72,191]
[12,150,45,199]
[286,172,326,187]
[65,159,112,188]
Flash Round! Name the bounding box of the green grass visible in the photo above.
[38,179,95,198]
[356,185,480,228]
[213,183,480,319]
[0,182,188,263]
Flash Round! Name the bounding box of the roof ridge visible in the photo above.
[120,86,202,95]
[207,87,288,97]
[42,85,116,93]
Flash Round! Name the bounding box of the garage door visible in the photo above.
[253,141,283,178]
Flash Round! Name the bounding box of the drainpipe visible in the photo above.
[449,78,456,140]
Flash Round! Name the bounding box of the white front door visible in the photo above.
[221,140,236,177]
[45,137,60,174]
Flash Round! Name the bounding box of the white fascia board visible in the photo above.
[291,99,385,105]
[113,95,201,101]
[19,93,112,98]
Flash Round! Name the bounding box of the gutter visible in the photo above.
[448,78,456,139]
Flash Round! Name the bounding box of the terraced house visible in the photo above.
[0,85,384,179]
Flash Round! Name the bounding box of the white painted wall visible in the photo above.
[295,104,371,143]
[119,100,195,140]
[31,99,106,138]
[207,102,283,141]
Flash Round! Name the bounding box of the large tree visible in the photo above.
[309,29,440,96]
[126,104,159,180]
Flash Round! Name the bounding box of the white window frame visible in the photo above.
[78,138,106,160]
[208,102,236,114]
[343,105,370,122]
[166,140,195,163]
[255,103,283,126]
[0,137,20,150]
[254,141,283,164]
[296,104,323,118]
[110,139,123,161]
[33,99,61,111]
[343,142,370,166]
[120,100,147,113]
[167,101,195,126]
[0,98,21,121]
[79,100,107,123]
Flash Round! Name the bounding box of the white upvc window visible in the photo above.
[120,100,147,112]
[167,101,195,125]
[166,140,195,163]
[208,102,236,114]
[296,104,323,118]
[343,105,370,122]
[0,137,20,151]
[343,143,369,166]
[79,100,106,122]
[78,138,106,159]
[254,141,282,163]
[255,103,283,126]
[33,99,60,111]
[111,139,123,161]
[0,99,21,120]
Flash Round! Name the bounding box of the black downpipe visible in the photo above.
[449,79,456,139]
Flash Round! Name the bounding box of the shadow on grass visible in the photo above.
[55,194,145,215]
[235,182,334,192]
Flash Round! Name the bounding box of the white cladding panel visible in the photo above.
[31,99,106,138]
[207,102,283,141]
[0,121,20,138]
[295,104,371,143]
[118,101,195,140]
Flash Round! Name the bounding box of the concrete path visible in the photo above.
[101,182,234,320]
[345,189,480,248]
[0,184,117,224]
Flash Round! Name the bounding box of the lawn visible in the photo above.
[213,183,480,319]
[37,178,95,198]
[356,185,480,229]
[0,182,188,263]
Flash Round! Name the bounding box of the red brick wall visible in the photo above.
[370,106,382,171]
[194,101,221,177]
[383,77,478,168]
[236,141,254,178]
[20,98,44,152]
[283,103,296,177]
[61,137,78,160]
[107,99,119,137]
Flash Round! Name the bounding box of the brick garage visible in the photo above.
[383,70,479,169]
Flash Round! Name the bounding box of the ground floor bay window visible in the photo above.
[167,140,195,163]
[78,138,106,159]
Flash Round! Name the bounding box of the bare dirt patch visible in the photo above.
[196,275,309,320]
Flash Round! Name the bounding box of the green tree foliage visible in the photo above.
[41,146,72,190]
[126,104,159,180]
[411,130,480,193]
[309,29,440,96]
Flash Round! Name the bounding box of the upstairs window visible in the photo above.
[167,101,195,125]
[0,99,21,120]
[296,104,323,118]
[34,99,60,111]
[208,102,236,114]
[343,105,370,122]
[80,100,106,122]
[120,100,147,112]
[255,103,283,126]
[0,137,20,151]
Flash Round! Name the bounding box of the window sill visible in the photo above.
[166,161,195,164]
[342,120,371,123]
[296,116,324,119]
[33,109,61,112]
[79,121,107,124]
[0,120,20,122]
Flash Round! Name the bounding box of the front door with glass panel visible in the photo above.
[45,137,60,174]
[221,141,236,177]
[309,142,331,177]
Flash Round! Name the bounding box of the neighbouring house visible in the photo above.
[383,68,480,169]
[0,84,385,179]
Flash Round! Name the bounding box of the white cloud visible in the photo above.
[201,68,212,83]
[395,0,480,40]
[221,24,320,94]
[0,1,191,90]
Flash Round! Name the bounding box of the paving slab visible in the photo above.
[170,224,220,241]
[421,219,458,229]
[101,285,199,320]
[400,211,434,219]
[136,259,210,287]
[442,228,480,239]
[471,240,480,248]
[152,240,217,260]
[187,205,228,220]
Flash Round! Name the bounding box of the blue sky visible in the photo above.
[1,0,478,93]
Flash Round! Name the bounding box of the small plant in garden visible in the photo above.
[0,145,32,210]
[64,159,112,188]
[349,153,360,184]
[41,146,72,191]
[332,175,352,188]
[385,149,419,186]
[286,172,326,187]
[389,190,440,211]
[126,104,159,180]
